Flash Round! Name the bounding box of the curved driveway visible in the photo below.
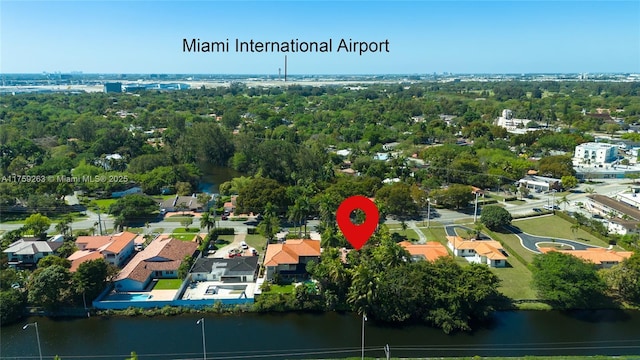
[445,224,603,254]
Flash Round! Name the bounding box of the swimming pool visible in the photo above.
[105,293,152,301]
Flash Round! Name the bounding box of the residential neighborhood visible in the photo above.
[1,76,640,359]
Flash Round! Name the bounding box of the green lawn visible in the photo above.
[245,234,267,251]
[419,226,449,246]
[492,257,537,300]
[154,279,183,290]
[171,228,200,241]
[267,284,294,294]
[385,225,419,241]
[513,215,611,248]
[163,216,196,223]
[490,230,537,264]
[90,198,117,211]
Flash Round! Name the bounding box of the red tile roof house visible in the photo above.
[263,239,321,282]
[446,236,507,268]
[114,237,198,292]
[538,247,633,269]
[68,231,138,272]
[398,241,450,262]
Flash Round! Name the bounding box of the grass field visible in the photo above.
[171,228,200,241]
[385,224,420,241]
[90,198,117,211]
[489,230,537,264]
[154,279,183,290]
[492,257,537,300]
[245,234,267,251]
[267,284,294,294]
[513,215,611,248]
[163,216,196,223]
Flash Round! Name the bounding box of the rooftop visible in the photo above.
[398,241,449,262]
[538,247,633,265]
[115,237,198,283]
[264,239,321,267]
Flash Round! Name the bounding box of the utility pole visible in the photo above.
[97,210,103,235]
[473,191,479,223]
[427,199,431,228]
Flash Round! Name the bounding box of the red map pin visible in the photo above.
[336,195,379,250]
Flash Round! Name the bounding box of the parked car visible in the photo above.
[532,208,542,213]
[221,215,228,220]
[240,241,249,249]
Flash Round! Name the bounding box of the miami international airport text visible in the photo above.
[183,38,390,55]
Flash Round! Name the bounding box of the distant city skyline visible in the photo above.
[1,1,639,74]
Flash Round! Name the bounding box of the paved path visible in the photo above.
[503,224,603,253]
[446,224,603,254]
[408,221,427,244]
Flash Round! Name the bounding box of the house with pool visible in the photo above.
[114,236,198,292]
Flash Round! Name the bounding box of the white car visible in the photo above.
[240,241,249,249]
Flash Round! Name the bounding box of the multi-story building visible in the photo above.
[574,142,618,165]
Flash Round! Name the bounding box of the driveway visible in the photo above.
[445,224,603,254]
[503,224,602,253]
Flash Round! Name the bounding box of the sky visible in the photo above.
[1,0,639,74]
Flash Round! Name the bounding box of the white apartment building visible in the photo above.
[574,142,618,165]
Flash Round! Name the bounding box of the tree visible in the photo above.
[109,194,159,226]
[257,202,280,242]
[200,211,215,232]
[197,193,211,211]
[0,289,25,325]
[178,255,196,279]
[531,251,607,309]
[28,265,72,309]
[518,184,530,200]
[55,214,73,237]
[24,213,51,239]
[430,184,474,209]
[375,182,420,220]
[38,255,71,269]
[603,252,640,305]
[74,259,110,302]
[236,177,288,215]
[538,155,576,178]
[480,206,512,230]
[561,175,578,191]
[180,217,193,231]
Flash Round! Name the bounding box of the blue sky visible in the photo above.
[1,1,639,74]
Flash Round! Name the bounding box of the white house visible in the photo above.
[190,257,258,283]
[446,236,507,268]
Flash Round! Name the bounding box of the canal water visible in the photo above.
[197,165,245,194]
[2,310,640,359]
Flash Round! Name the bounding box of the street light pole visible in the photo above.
[473,191,479,223]
[361,313,367,360]
[22,322,42,360]
[196,318,207,360]
[427,199,431,228]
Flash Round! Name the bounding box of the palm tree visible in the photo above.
[55,219,70,237]
[200,211,215,233]
[114,216,126,233]
[288,201,304,238]
[571,223,580,240]
[585,187,596,195]
[298,196,311,236]
[559,195,569,210]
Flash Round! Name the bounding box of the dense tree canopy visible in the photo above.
[480,206,513,230]
[531,252,607,309]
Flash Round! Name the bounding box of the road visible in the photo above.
[0,179,633,239]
